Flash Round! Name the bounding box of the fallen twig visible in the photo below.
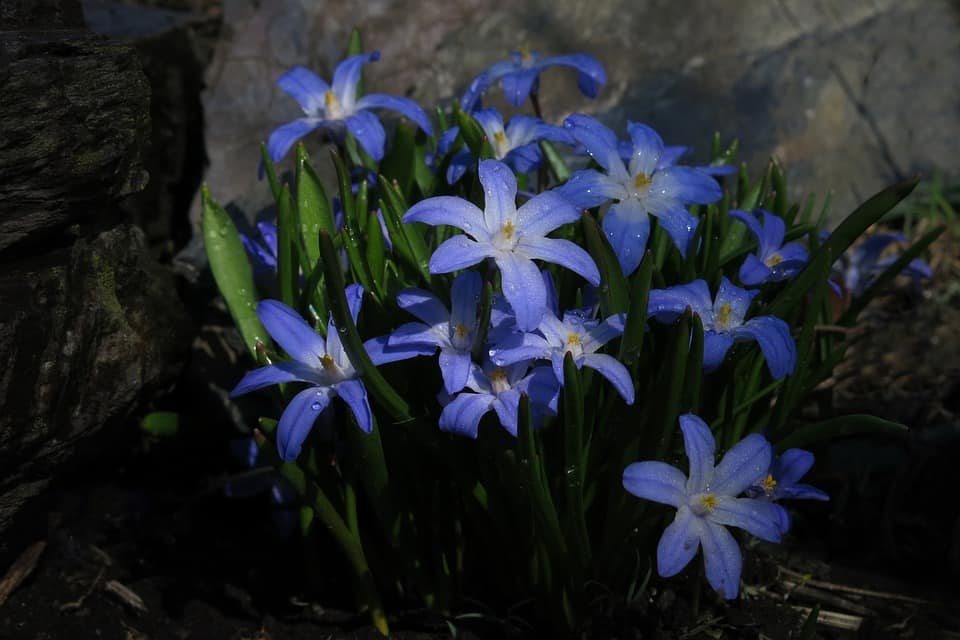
[103,579,148,614]
[0,541,46,607]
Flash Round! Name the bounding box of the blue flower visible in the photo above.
[460,48,606,112]
[230,286,430,461]
[267,52,432,163]
[623,414,787,598]
[750,448,829,502]
[387,271,482,395]
[490,308,634,404]
[647,277,797,379]
[833,232,933,297]
[240,221,279,293]
[729,209,809,287]
[445,109,574,184]
[403,159,600,332]
[618,142,737,177]
[439,360,560,438]
[559,116,722,275]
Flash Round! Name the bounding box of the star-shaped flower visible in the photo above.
[729,209,808,287]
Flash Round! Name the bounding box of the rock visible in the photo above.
[0,3,150,252]
[192,0,959,226]
[0,224,192,531]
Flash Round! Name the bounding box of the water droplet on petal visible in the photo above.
[310,401,322,411]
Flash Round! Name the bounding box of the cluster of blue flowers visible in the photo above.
[224,46,938,605]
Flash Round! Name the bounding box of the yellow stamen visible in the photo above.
[716,302,732,329]
[519,44,533,64]
[766,253,783,267]
[760,474,777,495]
[320,354,336,370]
[698,494,718,512]
[454,323,469,339]
[493,131,507,145]
[489,368,508,385]
[324,90,338,111]
[501,220,516,240]
[566,332,581,347]
[633,173,652,189]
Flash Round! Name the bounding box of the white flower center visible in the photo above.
[492,219,520,251]
[564,332,584,358]
[450,322,473,351]
[492,130,510,159]
[690,492,718,517]
[489,367,511,394]
[630,172,653,199]
[323,90,346,119]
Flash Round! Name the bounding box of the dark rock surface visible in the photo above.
[0,0,194,531]
[192,0,960,226]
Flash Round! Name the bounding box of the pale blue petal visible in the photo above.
[538,54,607,98]
[520,236,600,286]
[522,365,561,415]
[450,271,482,335]
[774,449,815,485]
[345,110,386,161]
[563,114,629,181]
[647,280,713,322]
[473,108,505,139]
[490,388,521,436]
[276,66,329,114]
[710,497,784,543]
[625,122,664,177]
[231,361,324,397]
[495,252,547,332]
[711,433,772,496]
[703,332,734,372]
[459,60,516,112]
[580,353,634,404]
[501,68,540,106]
[440,349,473,395]
[429,235,495,273]
[490,332,552,366]
[714,277,758,326]
[731,315,797,379]
[403,196,488,239]
[331,52,380,110]
[479,159,519,232]
[446,149,473,185]
[623,461,688,508]
[267,118,322,163]
[653,167,723,205]
[699,520,742,599]
[335,378,373,433]
[277,387,331,461]
[728,209,763,243]
[258,300,326,365]
[397,288,449,326]
[739,253,773,287]
[651,204,698,258]
[364,334,436,365]
[386,322,444,348]
[679,413,716,494]
[344,283,364,325]
[758,210,786,255]
[603,198,651,276]
[657,505,701,577]
[504,143,543,174]
[355,93,432,134]
[657,145,689,169]
[439,392,495,438]
[557,169,627,209]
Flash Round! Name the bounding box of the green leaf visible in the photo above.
[380,122,418,199]
[319,231,411,421]
[380,177,432,284]
[540,140,570,182]
[331,150,375,295]
[276,184,299,308]
[201,186,268,358]
[346,28,365,95]
[682,314,704,414]
[768,177,920,318]
[619,251,653,364]
[140,411,179,437]
[776,415,907,450]
[259,143,281,202]
[295,144,337,268]
[454,107,494,158]
[582,213,629,316]
[365,210,387,298]
[799,604,820,640]
[561,353,590,571]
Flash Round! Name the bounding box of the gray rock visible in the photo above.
[193,0,959,225]
[0,223,192,531]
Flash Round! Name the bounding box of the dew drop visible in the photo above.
[310,401,322,411]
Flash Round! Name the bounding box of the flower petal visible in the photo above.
[714,277,759,327]
[699,519,742,599]
[774,449,815,486]
[650,204,699,258]
[364,334,436,365]
[446,149,473,185]
[397,288,449,326]
[654,167,723,205]
[580,353,634,404]
[429,235,494,273]
[355,93,432,134]
[478,159,519,233]
[489,331,552,366]
[557,169,627,209]
[603,197,651,276]
[657,505,701,577]
[758,210,786,255]
[258,300,326,365]
[276,66,330,114]
[231,361,325,397]
[520,236,600,286]
[731,315,797,379]
[711,433,772,496]
[648,280,713,323]
[277,387,331,461]
[267,118,322,163]
[490,388,521,435]
[563,114,629,181]
[702,332,735,372]
[711,497,785,542]
[739,253,773,287]
[679,413,716,494]
[623,461,688,508]
[459,60,516,112]
[344,283,364,325]
[331,51,380,110]
[439,392,495,438]
[334,378,373,433]
[404,196,488,239]
[496,253,547,332]
[538,54,607,98]
[516,189,582,236]
[728,208,763,242]
[500,68,540,106]
[625,122,664,178]
[345,110,387,161]
[439,349,473,395]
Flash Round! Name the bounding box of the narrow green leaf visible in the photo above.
[366,210,387,297]
[682,314,704,414]
[319,231,411,421]
[380,177,432,284]
[346,28,365,95]
[295,144,337,267]
[619,251,653,364]
[540,140,570,182]
[380,122,417,198]
[259,143,281,202]
[582,212,629,315]
[776,415,907,450]
[276,184,299,308]
[562,353,590,570]
[201,186,267,358]
[654,311,690,459]
[331,150,375,294]
[140,411,179,437]
[454,107,494,158]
